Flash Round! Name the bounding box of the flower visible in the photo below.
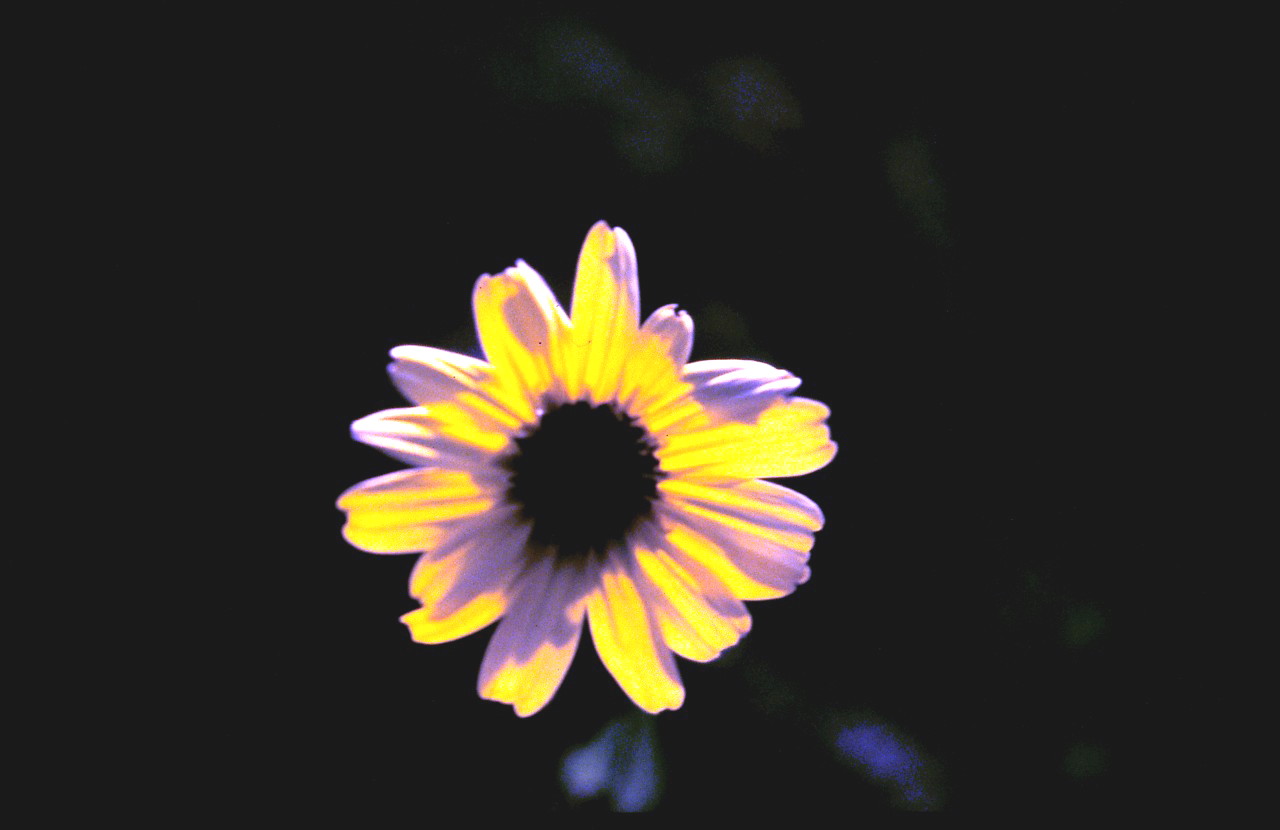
[337,222,836,716]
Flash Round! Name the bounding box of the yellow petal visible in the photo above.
[387,345,493,404]
[644,358,796,435]
[400,515,528,644]
[586,548,685,714]
[656,397,837,479]
[631,523,752,663]
[640,304,693,368]
[337,468,500,554]
[618,304,694,420]
[655,483,817,600]
[340,518,454,555]
[478,556,592,717]
[567,222,641,404]
[682,359,801,423]
[659,477,824,543]
[473,262,569,410]
[350,405,511,468]
[387,345,527,430]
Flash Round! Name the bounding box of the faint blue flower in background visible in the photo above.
[562,714,661,812]
[836,719,939,809]
[706,58,802,150]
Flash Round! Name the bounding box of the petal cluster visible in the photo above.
[338,222,835,716]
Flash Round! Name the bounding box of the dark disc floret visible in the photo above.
[502,400,664,560]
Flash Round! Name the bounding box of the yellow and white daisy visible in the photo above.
[338,222,836,716]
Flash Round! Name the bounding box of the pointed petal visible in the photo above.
[656,397,837,479]
[618,304,695,418]
[683,359,802,423]
[586,548,685,714]
[630,523,752,663]
[640,304,694,369]
[567,222,641,403]
[400,513,528,643]
[387,345,527,429]
[478,556,591,717]
[656,479,823,600]
[473,261,569,409]
[350,405,511,468]
[386,345,493,404]
[660,477,825,538]
[336,468,501,554]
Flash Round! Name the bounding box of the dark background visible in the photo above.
[68,7,1189,816]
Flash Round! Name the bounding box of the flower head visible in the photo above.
[338,222,836,716]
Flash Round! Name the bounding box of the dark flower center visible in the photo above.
[502,400,663,560]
